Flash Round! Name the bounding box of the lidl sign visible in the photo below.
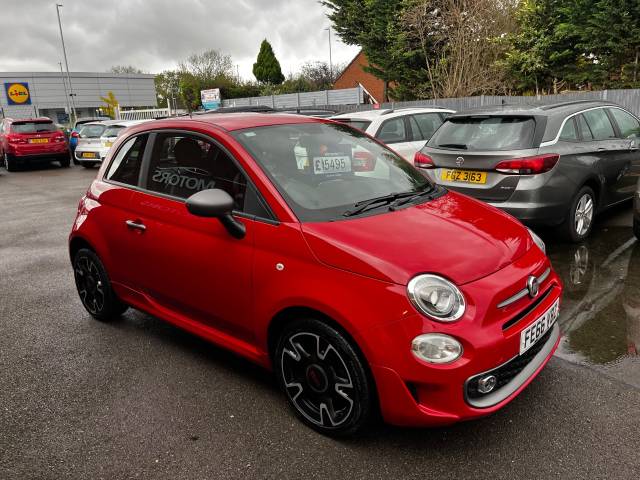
[5,82,31,105]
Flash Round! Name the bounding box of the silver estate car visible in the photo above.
[417,100,640,241]
[634,177,639,239]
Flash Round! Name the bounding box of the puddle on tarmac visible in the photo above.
[546,226,640,388]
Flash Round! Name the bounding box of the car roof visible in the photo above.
[331,106,454,121]
[450,100,620,118]
[146,112,322,132]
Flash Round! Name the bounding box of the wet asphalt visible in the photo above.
[1,165,639,479]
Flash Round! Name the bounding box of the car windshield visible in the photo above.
[428,116,536,151]
[332,119,372,131]
[79,124,107,138]
[233,122,433,222]
[102,125,125,138]
[11,121,56,133]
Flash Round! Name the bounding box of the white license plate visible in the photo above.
[520,298,559,354]
[313,155,351,174]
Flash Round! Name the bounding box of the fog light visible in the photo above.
[411,334,463,364]
[477,375,497,394]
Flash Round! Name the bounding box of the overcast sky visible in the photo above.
[0,0,359,80]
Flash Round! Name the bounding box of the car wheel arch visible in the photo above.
[581,177,601,211]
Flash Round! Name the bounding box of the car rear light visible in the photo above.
[414,151,435,169]
[53,135,66,143]
[71,131,79,138]
[495,154,560,175]
[7,134,26,144]
[352,151,376,171]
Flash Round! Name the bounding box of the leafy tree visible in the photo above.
[252,39,285,84]
[179,49,234,83]
[178,73,201,112]
[155,70,184,108]
[110,65,145,74]
[323,0,407,100]
[99,91,119,118]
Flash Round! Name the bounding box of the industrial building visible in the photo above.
[1,71,156,124]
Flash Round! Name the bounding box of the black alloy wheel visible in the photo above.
[73,248,127,321]
[275,319,373,436]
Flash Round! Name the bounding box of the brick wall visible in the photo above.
[334,51,386,103]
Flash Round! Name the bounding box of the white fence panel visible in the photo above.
[116,107,170,120]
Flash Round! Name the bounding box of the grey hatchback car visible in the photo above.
[417,100,640,241]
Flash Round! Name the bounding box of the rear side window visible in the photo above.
[582,109,615,140]
[410,113,445,141]
[376,117,408,143]
[559,118,578,141]
[428,116,535,151]
[609,108,640,138]
[106,135,148,186]
[576,114,593,140]
[145,133,248,211]
[11,121,55,133]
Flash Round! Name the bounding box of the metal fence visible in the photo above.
[331,89,640,117]
[115,106,171,120]
[221,87,363,109]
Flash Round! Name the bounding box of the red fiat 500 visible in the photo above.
[69,113,563,435]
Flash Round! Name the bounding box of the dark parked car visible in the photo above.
[416,100,640,241]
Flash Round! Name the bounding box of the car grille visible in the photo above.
[466,328,553,400]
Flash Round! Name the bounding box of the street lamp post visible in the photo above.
[325,27,333,82]
[56,3,77,123]
[58,62,72,125]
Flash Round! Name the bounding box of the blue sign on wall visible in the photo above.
[5,82,32,105]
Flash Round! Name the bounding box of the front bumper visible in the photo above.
[367,247,563,427]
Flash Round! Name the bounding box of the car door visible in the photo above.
[122,130,267,344]
[0,120,6,157]
[580,108,629,206]
[374,116,414,161]
[607,107,640,199]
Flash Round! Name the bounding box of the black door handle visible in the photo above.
[125,220,146,231]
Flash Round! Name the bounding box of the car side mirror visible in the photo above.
[186,189,246,239]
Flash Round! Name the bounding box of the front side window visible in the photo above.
[376,117,408,144]
[106,135,148,186]
[333,119,372,132]
[609,108,640,138]
[582,109,615,140]
[145,133,248,210]
[428,116,536,151]
[232,122,432,222]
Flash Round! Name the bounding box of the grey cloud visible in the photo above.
[0,0,359,79]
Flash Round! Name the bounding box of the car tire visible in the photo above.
[558,186,596,242]
[4,153,17,172]
[634,217,640,240]
[73,248,128,321]
[274,318,374,436]
[59,157,71,168]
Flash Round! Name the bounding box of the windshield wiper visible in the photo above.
[389,184,438,209]
[438,143,467,149]
[343,191,418,217]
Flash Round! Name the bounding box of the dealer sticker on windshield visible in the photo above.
[313,155,352,174]
[520,298,559,355]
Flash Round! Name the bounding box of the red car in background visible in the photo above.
[0,117,70,171]
[69,113,563,436]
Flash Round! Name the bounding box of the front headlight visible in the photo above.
[411,333,463,364]
[407,274,465,322]
[528,228,546,254]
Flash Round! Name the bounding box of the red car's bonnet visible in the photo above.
[302,191,532,285]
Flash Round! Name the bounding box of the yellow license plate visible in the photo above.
[441,169,487,184]
[82,152,97,158]
[29,138,49,144]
